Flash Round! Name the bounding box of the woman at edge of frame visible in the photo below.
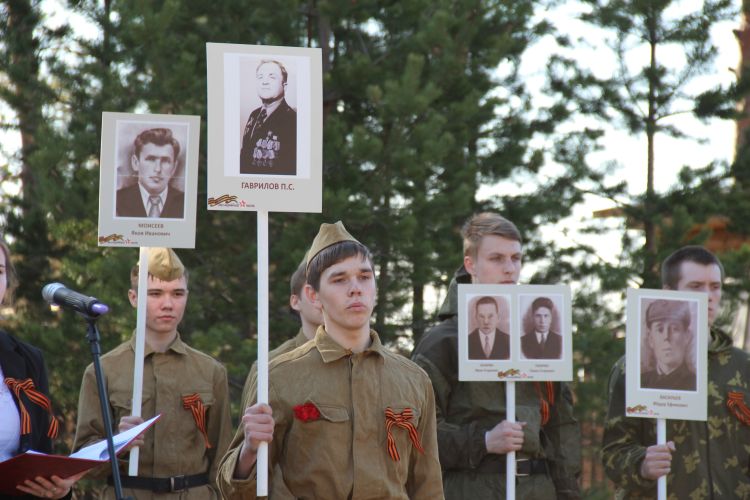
[0,235,85,498]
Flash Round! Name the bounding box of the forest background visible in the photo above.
[2,0,750,497]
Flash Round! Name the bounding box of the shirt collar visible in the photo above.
[478,329,496,340]
[128,331,187,356]
[137,183,168,211]
[314,326,385,363]
[262,97,283,116]
[293,328,310,348]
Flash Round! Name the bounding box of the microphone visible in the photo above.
[42,283,110,316]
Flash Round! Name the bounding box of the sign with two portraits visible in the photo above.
[458,284,573,382]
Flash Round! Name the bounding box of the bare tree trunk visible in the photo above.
[643,6,659,285]
[411,283,425,346]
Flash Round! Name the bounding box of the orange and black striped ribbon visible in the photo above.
[182,393,212,448]
[4,377,59,439]
[385,407,424,461]
[727,391,750,426]
[534,381,556,426]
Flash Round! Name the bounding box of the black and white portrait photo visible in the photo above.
[466,295,510,361]
[624,288,707,420]
[99,112,200,249]
[239,58,297,176]
[207,43,322,213]
[639,298,697,392]
[520,295,564,360]
[115,124,188,220]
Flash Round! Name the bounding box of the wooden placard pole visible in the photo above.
[128,247,150,475]
[657,418,666,500]
[256,211,270,496]
[506,381,516,499]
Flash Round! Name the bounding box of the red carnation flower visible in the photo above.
[293,402,321,422]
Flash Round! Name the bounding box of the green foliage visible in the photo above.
[1,0,571,443]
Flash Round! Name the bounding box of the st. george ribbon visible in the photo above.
[42,283,109,316]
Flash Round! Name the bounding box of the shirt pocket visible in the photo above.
[382,405,422,470]
[109,391,153,429]
[284,402,350,474]
[179,390,215,448]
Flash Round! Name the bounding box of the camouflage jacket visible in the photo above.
[411,267,581,499]
[602,327,750,499]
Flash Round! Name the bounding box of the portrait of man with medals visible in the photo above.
[240,59,297,175]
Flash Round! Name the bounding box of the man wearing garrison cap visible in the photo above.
[640,299,695,391]
[238,257,322,500]
[217,222,443,499]
[73,248,232,498]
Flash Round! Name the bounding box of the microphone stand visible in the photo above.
[83,314,129,500]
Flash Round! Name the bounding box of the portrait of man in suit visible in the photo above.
[640,299,696,391]
[521,296,562,360]
[116,127,185,219]
[240,59,297,176]
[467,296,510,361]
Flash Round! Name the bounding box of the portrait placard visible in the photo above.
[206,42,322,213]
[97,112,200,248]
[458,284,572,381]
[625,288,708,421]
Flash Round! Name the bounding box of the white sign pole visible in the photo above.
[506,381,516,499]
[128,247,150,476]
[256,211,270,496]
[657,418,666,500]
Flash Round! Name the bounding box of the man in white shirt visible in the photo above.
[521,297,562,359]
[467,296,509,360]
[116,127,185,219]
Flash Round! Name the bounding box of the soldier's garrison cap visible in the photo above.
[133,248,185,281]
[646,299,691,328]
[306,221,360,269]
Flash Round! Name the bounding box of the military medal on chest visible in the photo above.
[253,132,282,168]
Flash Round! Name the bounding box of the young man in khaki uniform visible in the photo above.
[218,221,444,499]
[240,259,323,500]
[249,259,323,380]
[73,248,233,498]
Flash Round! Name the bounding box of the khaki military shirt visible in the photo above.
[241,329,310,411]
[218,327,444,499]
[73,333,233,499]
[242,329,309,500]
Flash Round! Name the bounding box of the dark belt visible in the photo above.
[475,456,549,476]
[108,473,209,493]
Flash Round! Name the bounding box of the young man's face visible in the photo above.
[464,235,522,285]
[647,319,689,372]
[256,62,286,102]
[306,255,376,336]
[129,275,188,336]
[671,261,722,326]
[533,306,552,334]
[476,303,499,334]
[131,142,177,195]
